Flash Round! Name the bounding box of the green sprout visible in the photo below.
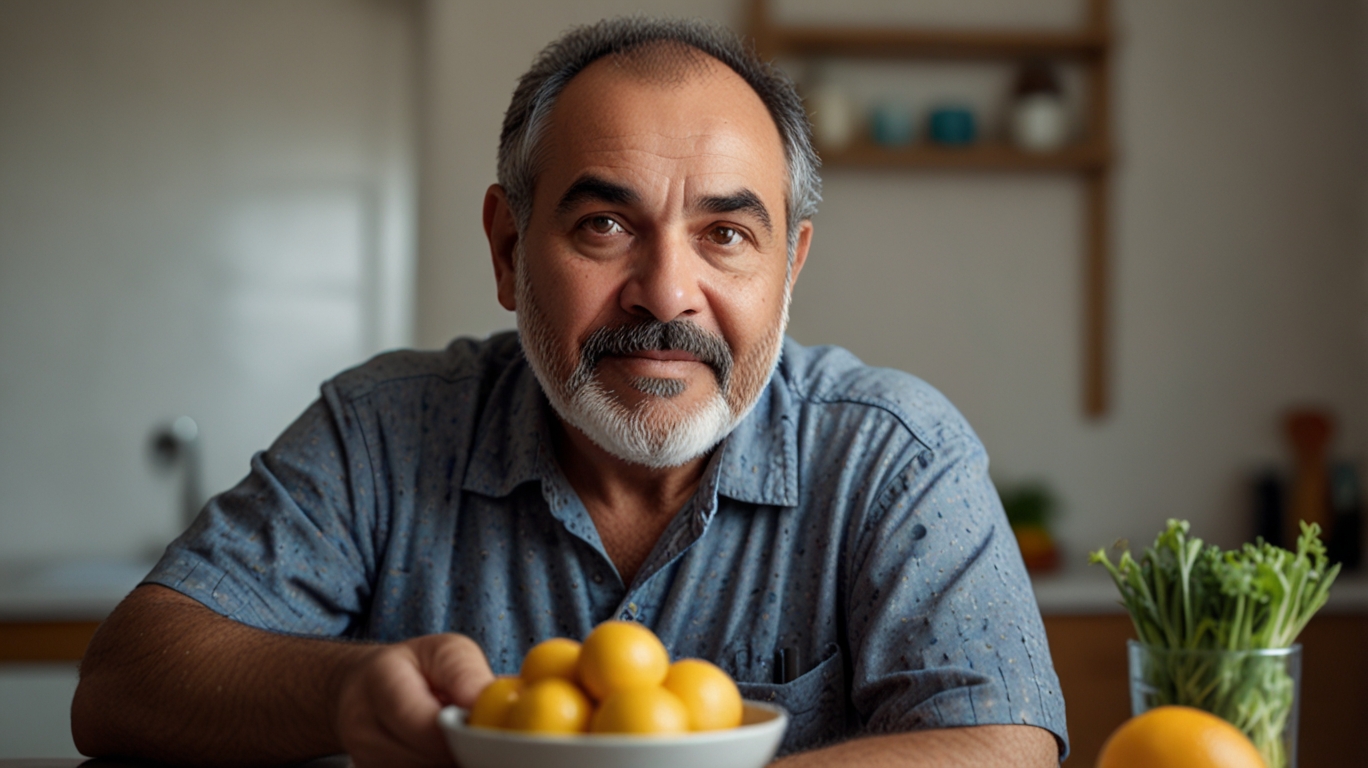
[1090,520,1339,768]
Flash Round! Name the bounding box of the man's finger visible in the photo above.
[366,648,451,761]
[416,634,495,708]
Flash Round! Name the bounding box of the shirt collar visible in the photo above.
[713,358,799,507]
[460,355,553,498]
[461,344,799,508]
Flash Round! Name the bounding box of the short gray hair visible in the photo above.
[496,16,822,257]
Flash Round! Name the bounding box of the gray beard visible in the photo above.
[513,248,789,468]
[630,376,687,399]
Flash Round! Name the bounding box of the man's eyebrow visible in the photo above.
[696,189,772,234]
[555,175,639,214]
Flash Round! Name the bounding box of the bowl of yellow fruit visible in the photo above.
[438,620,788,768]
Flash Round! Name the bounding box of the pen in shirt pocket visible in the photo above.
[773,646,800,684]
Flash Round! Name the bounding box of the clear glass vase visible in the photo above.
[1128,640,1302,768]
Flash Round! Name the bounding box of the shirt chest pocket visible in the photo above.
[735,643,848,756]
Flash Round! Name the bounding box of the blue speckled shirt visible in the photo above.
[145,332,1067,757]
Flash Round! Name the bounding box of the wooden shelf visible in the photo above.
[0,620,100,661]
[758,26,1108,61]
[750,0,1116,419]
[819,140,1110,172]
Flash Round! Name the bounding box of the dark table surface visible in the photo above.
[0,759,350,767]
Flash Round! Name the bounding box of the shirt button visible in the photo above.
[628,602,638,614]
[593,573,603,584]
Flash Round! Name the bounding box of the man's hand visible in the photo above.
[337,634,494,767]
[73,584,492,767]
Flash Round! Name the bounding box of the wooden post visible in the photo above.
[1083,0,1113,418]
[1083,169,1110,417]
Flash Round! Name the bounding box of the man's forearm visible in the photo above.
[72,584,371,766]
[771,725,1060,768]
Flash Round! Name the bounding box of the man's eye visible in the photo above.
[706,226,742,246]
[584,216,624,236]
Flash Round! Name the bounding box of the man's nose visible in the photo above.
[618,234,705,322]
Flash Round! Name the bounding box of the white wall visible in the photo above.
[416,0,1368,557]
[0,0,417,562]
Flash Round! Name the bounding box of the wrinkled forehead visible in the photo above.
[536,46,788,205]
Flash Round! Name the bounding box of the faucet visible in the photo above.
[149,416,205,532]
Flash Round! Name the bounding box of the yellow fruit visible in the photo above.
[520,637,582,685]
[505,678,592,734]
[663,658,743,731]
[577,621,670,701]
[1096,706,1266,768]
[590,686,690,735]
[467,676,522,729]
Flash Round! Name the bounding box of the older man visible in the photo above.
[73,18,1066,768]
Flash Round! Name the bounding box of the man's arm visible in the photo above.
[774,726,1059,767]
[72,584,493,767]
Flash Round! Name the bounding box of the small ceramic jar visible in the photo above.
[1009,61,1070,152]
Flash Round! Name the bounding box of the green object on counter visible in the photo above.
[1090,520,1339,768]
[998,482,1056,529]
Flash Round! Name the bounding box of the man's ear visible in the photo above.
[787,219,813,291]
[484,184,519,312]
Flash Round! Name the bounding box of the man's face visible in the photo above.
[494,49,811,467]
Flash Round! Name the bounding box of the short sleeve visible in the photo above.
[845,430,1069,759]
[142,385,380,637]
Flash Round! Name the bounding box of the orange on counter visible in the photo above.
[505,678,592,734]
[663,658,743,731]
[576,620,670,702]
[1096,706,1266,768]
[590,686,690,735]
[520,637,582,685]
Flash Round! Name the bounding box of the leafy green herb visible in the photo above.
[1090,520,1339,768]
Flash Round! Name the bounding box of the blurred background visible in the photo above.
[2,0,1367,760]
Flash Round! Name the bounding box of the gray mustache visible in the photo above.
[570,319,733,392]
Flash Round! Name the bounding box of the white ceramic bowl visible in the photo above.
[439,701,789,768]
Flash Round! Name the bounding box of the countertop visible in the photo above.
[1029,562,1368,615]
[0,559,154,622]
[3,558,1367,623]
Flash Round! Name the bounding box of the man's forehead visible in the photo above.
[554,47,769,130]
[538,48,786,206]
